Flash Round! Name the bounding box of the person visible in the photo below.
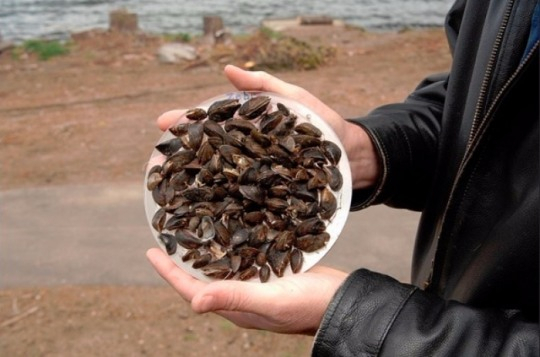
[147,0,539,355]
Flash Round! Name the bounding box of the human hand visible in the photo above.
[149,68,358,335]
[157,65,379,189]
[227,65,379,189]
[146,248,347,335]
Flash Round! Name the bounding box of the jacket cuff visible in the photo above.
[312,269,417,357]
[348,114,418,210]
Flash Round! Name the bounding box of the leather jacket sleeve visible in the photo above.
[349,73,447,211]
[312,269,539,356]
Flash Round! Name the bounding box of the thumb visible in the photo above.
[156,109,187,131]
[224,64,305,99]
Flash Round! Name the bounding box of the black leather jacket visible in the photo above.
[313,0,539,355]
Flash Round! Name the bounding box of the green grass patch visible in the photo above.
[237,30,336,71]
[22,39,69,61]
[259,26,284,40]
[161,32,192,43]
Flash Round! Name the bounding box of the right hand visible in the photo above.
[147,248,348,336]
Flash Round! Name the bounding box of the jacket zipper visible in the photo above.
[425,0,520,289]
[472,40,539,151]
[467,0,515,150]
[425,42,538,289]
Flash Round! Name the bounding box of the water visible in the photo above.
[0,0,454,43]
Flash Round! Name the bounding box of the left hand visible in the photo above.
[146,248,347,335]
[156,65,380,189]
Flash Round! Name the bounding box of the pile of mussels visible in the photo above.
[146,95,343,282]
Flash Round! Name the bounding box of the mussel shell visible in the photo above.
[255,252,267,266]
[224,118,257,134]
[294,122,322,137]
[238,96,270,119]
[319,187,338,220]
[322,140,342,165]
[146,170,163,191]
[197,216,216,243]
[182,249,201,262]
[238,266,259,281]
[208,99,241,122]
[243,137,267,158]
[231,228,251,246]
[259,264,271,283]
[295,217,326,236]
[197,141,215,165]
[158,233,177,255]
[164,215,189,231]
[251,130,272,147]
[243,211,266,226]
[151,207,167,232]
[181,187,214,202]
[185,108,207,121]
[325,165,343,191]
[248,224,268,247]
[268,184,290,198]
[276,102,290,116]
[265,198,288,213]
[192,253,212,269]
[218,145,242,165]
[155,137,182,156]
[162,150,197,175]
[175,230,204,249]
[213,220,231,246]
[274,231,296,251]
[238,167,258,185]
[152,180,168,206]
[184,122,204,150]
[238,246,260,270]
[295,233,330,252]
[270,115,296,137]
[169,122,190,137]
[267,245,290,277]
[203,119,227,139]
[292,134,321,148]
[290,248,304,273]
[259,111,284,134]
[202,256,233,278]
[239,185,265,205]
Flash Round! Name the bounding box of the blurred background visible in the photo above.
[0,0,453,43]
[1,1,452,355]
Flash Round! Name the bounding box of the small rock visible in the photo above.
[157,43,197,64]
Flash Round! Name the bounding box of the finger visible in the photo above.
[224,64,305,99]
[190,279,279,314]
[224,65,342,129]
[146,248,207,301]
[147,153,166,168]
[157,109,187,131]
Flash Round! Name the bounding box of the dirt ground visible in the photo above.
[0,25,451,356]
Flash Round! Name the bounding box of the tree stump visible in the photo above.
[203,16,226,44]
[109,9,139,33]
